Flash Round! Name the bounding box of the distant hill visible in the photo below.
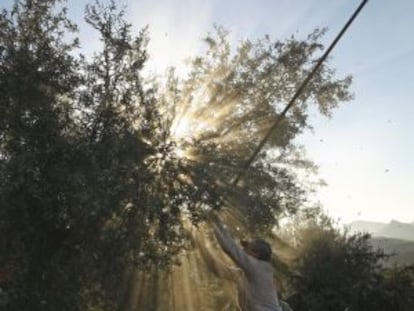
[347,220,414,266]
[348,220,414,241]
[347,220,386,235]
[370,237,414,266]
[377,220,414,241]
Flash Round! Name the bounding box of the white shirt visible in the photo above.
[212,220,283,311]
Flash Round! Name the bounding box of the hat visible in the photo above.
[241,239,272,261]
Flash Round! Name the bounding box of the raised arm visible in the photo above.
[210,214,254,273]
[195,232,240,282]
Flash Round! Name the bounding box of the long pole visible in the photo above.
[232,0,369,186]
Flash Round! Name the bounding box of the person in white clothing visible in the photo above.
[209,213,284,311]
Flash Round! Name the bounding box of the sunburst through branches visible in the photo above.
[0,1,356,309]
[125,26,353,310]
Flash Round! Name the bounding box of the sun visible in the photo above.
[171,116,192,140]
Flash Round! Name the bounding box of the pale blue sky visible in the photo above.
[2,0,413,223]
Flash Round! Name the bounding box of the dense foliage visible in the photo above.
[282,209,414,311]
[0,0,357,310]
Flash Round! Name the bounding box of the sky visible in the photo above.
[1,0,413,224]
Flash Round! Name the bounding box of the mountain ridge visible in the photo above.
[348,220,414,241]
[347,220,414,266]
